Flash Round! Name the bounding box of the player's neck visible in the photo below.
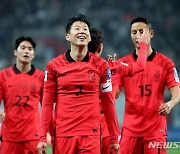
[136,45,153,57]
[16,62,32,73]
[70,46,88,61]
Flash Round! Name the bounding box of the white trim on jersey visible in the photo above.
[44,71,48,81]
[120,62,129,66]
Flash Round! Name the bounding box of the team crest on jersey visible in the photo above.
[107,68,111,79]
[154,70,160,82]
[88,70,95,81]
[173,68,179,82]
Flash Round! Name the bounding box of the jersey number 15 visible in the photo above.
[139,84,152,96]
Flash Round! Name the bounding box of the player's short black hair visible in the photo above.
[130,17,152,29]
[15,36,36,49]
[88,28,104,53]
[65,14,90,34]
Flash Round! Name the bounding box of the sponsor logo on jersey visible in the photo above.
[101,79,112,92]
[102,85,110,90]
[173,68,179,82]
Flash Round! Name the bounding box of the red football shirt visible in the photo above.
[119,51,180,137]
[0,65,44,141]
[99,42,148,139]
[39,51,119,143]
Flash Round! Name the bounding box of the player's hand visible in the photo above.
[158,102,172,116]
[0,112,5,122]
[137,28,151,45]
[37,142,47,154]
[108,53,117,62]
[110,143,119,154]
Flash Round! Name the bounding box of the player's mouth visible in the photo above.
[77,35,86,40]
[23,55,30,58]
[135,40,139,44]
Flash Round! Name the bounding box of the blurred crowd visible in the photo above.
[0,0,180,70]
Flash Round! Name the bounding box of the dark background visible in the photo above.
[0,0,179,141]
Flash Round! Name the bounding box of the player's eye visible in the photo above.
[21,47,25,50]
[74,27,80,30]
[84,27,88,31]
[140,29,143,34]
[132,31,137,35]
[28,47,33,51]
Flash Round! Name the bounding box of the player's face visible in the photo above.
[14,41,35,64]
[131,22,152,49]
[66,21,91,47]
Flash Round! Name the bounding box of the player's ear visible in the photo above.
[65,34,70,41]
[150,29,154,38]
[32,51,35,59]
[14,50,17,56]
[100,43,103,52]
[98,44,103,53]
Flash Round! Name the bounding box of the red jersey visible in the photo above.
[39,51,119,143]
[119,51,180,137]
[100,61,120,139]
[100,42,148,139]
[0,65,44,141]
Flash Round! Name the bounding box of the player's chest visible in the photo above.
[56,64,101,88]
[5,74,42,94]
[126,62,166,83]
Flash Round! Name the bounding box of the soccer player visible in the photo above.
[0,36,44,154]
[37,14,120,154]
[88,28,111,154]
[88,27,149,154]
[117,17,180,154]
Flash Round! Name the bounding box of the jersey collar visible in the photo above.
[133,49,156,61]
[13,64,35,75]
[65,50,89,62]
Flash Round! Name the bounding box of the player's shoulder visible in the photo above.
[0,66,13,75]
[156,52,172,59]
[118,53,134,63]
[34,68,44,75]
[89,52,107,64]
[156,51,174,63]
[47,53,66,67]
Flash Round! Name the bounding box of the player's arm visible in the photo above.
[115,74,124,99]
[37,63,56,153]
[0,71,4,104]
[158,61,180,115]
[0,112,5,122]
[116,29,150,76]
[100,65,120,152]
[115,41,147,77]
[0,72,5,122]
[129,41,147,75]
[158,86,180,115]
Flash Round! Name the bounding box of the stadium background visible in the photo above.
[0,0,179,153]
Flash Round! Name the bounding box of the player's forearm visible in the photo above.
[39,92,54,142]
[169,86,180,109]
[101,92,120,144]
[131,42,147,74]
